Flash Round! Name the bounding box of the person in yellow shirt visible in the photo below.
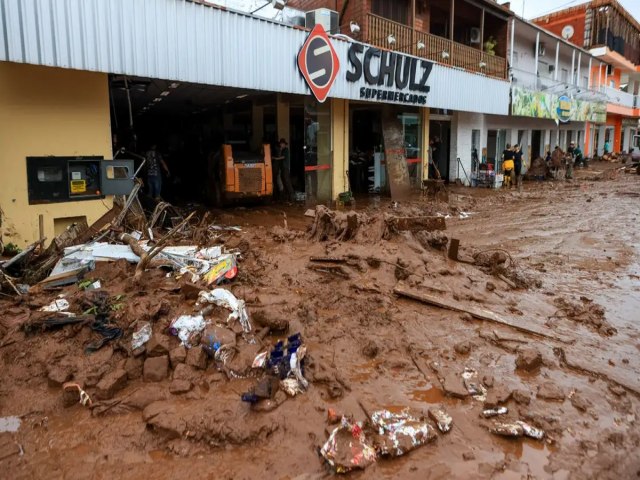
[502,144,515,187]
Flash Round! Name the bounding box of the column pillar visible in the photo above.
[597,125,606,155]
[421,107,430,181]
[331,98,349,202]
[276,94,289,144]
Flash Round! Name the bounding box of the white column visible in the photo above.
[510,18,515,67]
[554,41,560,81]
[587,57,592,89]
[577,52,582,87]
[534,32,540,78]
[571,49,575,85]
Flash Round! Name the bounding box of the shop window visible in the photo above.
[304,98,332,202]
[372,0,409,25]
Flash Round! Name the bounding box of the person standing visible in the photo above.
[513,144,524,191]
[604,140,611,155]
[272,138,294,201]
[502,144,515,188]
[145,144,170,201]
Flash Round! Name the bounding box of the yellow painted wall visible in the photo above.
[0,62,113,247]
[331,98,349,201]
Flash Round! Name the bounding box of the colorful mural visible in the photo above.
[511,86,606,123]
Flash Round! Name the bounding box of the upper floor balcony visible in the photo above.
[365,13,508,80]
[599,84,636,108]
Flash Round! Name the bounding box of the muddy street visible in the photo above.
[1,165,639,479]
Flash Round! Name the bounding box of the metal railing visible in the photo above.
[599,85,636,108]
[366,13,507,80]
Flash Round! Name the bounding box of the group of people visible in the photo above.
[501,144,524,189]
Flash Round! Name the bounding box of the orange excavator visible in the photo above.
[208,143,273,206]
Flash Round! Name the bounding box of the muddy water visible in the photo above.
[1,165,639,478]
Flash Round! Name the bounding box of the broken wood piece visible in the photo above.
[386,216,446,232]
[393,284,573,344]
[448,238,460,261]
[37,265,91,289]
[306,263,351,279]
[310,256,347,263]
[497,274,517,289]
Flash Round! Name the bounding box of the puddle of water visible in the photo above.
[0,416,21,432]
[494,436,557,479]
[408,386,445,404]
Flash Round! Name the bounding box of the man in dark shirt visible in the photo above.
[272,138,294,202]
[145,144,170,200]
[513,144,524,191]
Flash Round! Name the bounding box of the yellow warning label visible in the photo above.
[70,179,87,194]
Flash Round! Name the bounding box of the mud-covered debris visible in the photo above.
[168,314,206,348]
[185,346,208,370]
[454,340,473,355]
[428,407,453,433]
[131,322,152,350]
[515,346,543,372]
[169,345,187,368]
[146,333,170,357]
[414,230,449,251]
[197,288,251,333]
[608,384,627,397]
[462,451,476,461]
[474,250,509,268]
[484,386,512,408]
[143,356,169,382]
[361,340,379,358]
[512,389,531,405]
[371,409,438,457]
[169,379,192,395]
[62,382,92,407]
[516,420,545,440]
[385,216,446,233]
[552,296,616,336]
[570,391,593,412]
[482,407,508,418]
[462,368,487,401]
[320,417,377,473]
[309,206,364,242]
[252,310,289,332]
[490,422,524,437]
[442,371,470,398]
[96,368,128,399]
[537,381,566,401]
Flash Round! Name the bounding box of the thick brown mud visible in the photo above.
[0,162,639,479]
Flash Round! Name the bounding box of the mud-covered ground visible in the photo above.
[1,163,639,479]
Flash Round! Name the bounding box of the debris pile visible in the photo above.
[552,296,616,336]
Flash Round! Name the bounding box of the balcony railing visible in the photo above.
[367,13,507,80]
[599,85,636,108]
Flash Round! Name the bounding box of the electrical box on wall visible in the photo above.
[305,9,339,34]
[26,156,134,205]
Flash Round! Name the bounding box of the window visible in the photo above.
[372,0,409,25]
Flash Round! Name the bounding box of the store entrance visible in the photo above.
[348,103,423,196]
[429,120,451,181]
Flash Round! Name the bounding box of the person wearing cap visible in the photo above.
[272,138,294,201]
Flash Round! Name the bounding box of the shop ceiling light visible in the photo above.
[236,94,248,99]
[160,91,171,96]
[153,97,163,102]
[387,34,396,45]
[169,83,180,89]
[350,21,360,34]
[441,51,450,59]
[416,41,425,50]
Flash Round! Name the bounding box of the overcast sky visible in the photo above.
[505,0,640,20]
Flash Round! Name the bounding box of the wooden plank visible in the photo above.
[448,238,460,260]
[393,285,573,344]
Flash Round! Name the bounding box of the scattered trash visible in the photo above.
[482,407,509,418]
[490,422,524,437]
[428,407,453,433]
[252,351,268,369]
[168,315,207,348]
[320,416,377,473]
[462,367,487,401]
[459,211,473,219]
[131,322,152,350]
[202,254,238,285]
[63,382,93,407]
[0,416,21,433]
[517,420,545,440]
[371,409,438,457]
[78,279,102,290]
[198,289,251,333]
[39,298,70,313]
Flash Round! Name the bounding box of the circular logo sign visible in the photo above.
[557,95,572,123]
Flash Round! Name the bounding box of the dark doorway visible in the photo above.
[290,106,305,193]
[429,120,451,181]
[531,130,542,159]
[350,108,382,194]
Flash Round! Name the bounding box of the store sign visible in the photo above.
[346,44,433,105]
[511,86,606,123]
[297,24,340,103]
[556,95,572,123]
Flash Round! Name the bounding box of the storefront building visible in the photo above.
[451,16,607,183]
[0,0,510,245]
[533,0,640,155]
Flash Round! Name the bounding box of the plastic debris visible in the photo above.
[490,422,524,437]
[197,289,251,333]
[252,351,268,369]
[131,321,152,350]
[320,417,377,473]
[202,254,238,285]
[0,416,21,433]
[370,409,438,457]
[39,298,70,313]
[196,246,223,260]
[517,420,545,440]
[483,407,509,418]
[428,407,453,433]
[462,367,487,401]
[63,382,93,407]
[168,314,207,348]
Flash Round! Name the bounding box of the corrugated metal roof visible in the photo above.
[0,0,510,115]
